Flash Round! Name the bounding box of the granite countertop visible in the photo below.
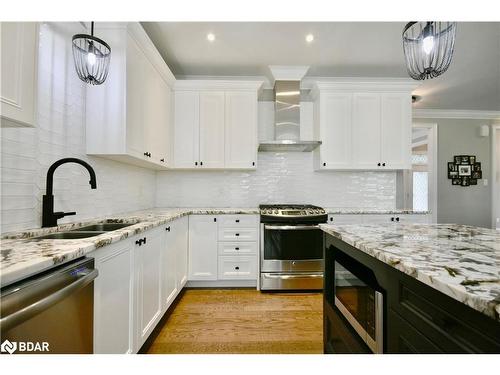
[0,208,258,287]
[320,223,500,321]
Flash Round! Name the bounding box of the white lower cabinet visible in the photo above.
[135,227,163,348]
[93,240,135,354]
[188,215,218,280]
[174,216,189,289]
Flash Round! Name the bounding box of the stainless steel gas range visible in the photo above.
[259,204,327,291]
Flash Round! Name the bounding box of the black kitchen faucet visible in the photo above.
[42,158,97,227]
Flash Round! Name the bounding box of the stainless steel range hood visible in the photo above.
[258,70,321,152]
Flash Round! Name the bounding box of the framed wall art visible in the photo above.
[447,155,482,187]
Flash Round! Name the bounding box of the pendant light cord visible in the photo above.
[90,21,94,37]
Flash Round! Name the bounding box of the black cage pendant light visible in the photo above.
[72,22,111,85]
[402,22,457,80]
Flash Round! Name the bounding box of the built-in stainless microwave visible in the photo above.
[334,255,384,353]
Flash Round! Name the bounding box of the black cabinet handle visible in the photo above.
[200,161,203,166]
[195,162,198,166]
[235,266,240,270]
[144,152,148,157]
[135,239,142,246]
[382,162,386,166]
[396,217,400,222]
[323,162,326,167]
[329,217,333,222]
[391,217,395,222]
[377,163,381,166]
[252,162,255,166]
[214,217,217,222]
[235,219,240,223]
[235,247,239,250]
[160,158,165,162]
[235,233,240,237]
[166,226,170,232]
[143,237,146,244]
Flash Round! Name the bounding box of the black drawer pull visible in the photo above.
[391,217,395,222]
[377,162,381,166]
[235,219,240,223]
[214,217,217,222]
[143,237,146,244]
[235,266,240,270]
[195,162,198,166]
[235,233,240,236]
[166,226,170,232]
[323,162,326,167]
[382,162,386,166]
[235,247,240,250]
[135,239,142,246]
[200,161,203,166]
[396,217,400,222]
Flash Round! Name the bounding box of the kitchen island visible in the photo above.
[320,223,500,353]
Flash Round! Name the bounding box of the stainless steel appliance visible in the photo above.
[0,257,98,354]
[334,251,384,353]
[259,204,327,290]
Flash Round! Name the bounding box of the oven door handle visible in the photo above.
[263,225,320,230]
[263,273,323,279]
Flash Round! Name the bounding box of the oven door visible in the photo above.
[260,224,324,272]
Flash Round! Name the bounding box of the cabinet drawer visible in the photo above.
[218,228,258,242]
[218,241,257,255]
[218,256,257,280]
[217,214,258,228]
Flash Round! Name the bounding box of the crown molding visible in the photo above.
[413,109,500,120]
[174,79,264,91]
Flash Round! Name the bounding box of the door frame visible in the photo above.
[412,122,438,223]
[492,124,500,229]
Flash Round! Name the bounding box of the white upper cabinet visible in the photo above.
[172,81,262,170]
[173,91,200,168]
[313,79,417,171]
[225,91,258,169]
[86,23,175,170]
[316,93,352,169]
[352,93,381,168]
[1,22,38,128]
[199,91,225,168]
[380,93,411,169]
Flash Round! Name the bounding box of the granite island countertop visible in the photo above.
[0,208,259,287]
[319,223,500,321]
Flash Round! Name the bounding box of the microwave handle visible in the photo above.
[375,291,384,354]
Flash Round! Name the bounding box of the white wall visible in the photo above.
[156,152,397,209]
[0,23,156,234]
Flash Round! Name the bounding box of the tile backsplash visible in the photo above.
[156,152,396,208]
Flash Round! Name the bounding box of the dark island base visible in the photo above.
[323,235,500,354]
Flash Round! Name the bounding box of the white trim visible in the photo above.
[492,124,500,229]
[311,78,418,93]
[174,79,264,91]
[413,122,438,223]
[413,109,500,120]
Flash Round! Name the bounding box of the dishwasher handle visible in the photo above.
[0,268,98,332]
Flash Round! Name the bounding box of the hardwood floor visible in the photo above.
[145,289,323,354]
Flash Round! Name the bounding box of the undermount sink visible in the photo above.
[71,223,134,232]
[35,231,106,240]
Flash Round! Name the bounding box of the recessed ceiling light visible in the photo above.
[305,34,314,43]
[207,33,215,42]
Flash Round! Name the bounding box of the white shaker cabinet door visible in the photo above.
[93,241,135,354]
[161,224,178,312]
[135,228,163,347]
[173,91,200,168]
[0,22,38,128]
[174,216,189,288]
[188,215,218,280]
[224,91,257,169]
[199,91,225,168]
[125,33,146,159]
[352,93,381,169]
[319,93,353,169]
[380,93,411,169]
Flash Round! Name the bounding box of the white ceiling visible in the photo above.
[142,22,500,110]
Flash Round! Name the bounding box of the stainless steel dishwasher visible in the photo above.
[0,257,98,354]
